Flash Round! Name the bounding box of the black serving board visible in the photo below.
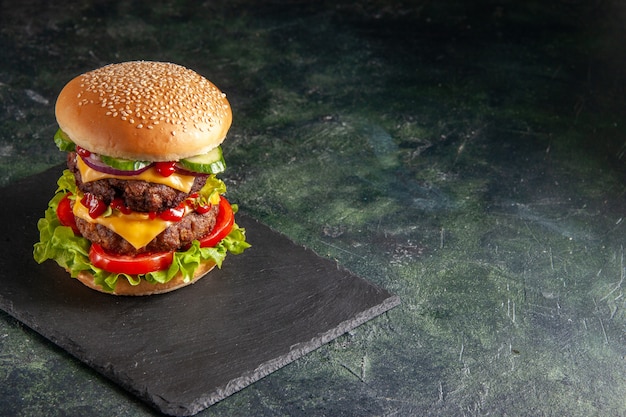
[0,166,400,416]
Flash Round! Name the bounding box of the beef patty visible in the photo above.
[75,206,219,255]
[67,152,220,255]
[67,152,208,213]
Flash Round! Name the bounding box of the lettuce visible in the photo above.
[33,169,250,293]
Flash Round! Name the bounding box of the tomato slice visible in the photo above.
[56,193,81,235]
[198,196,235,248]
[89,243,174,275]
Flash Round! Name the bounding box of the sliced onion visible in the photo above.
[81,154,153,176]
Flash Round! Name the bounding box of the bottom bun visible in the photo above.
[73,261,216,296]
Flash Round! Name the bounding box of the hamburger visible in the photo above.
[33,61,250,295]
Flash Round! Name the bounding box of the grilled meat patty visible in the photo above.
[67,152,208,213]
[67,152,219,255]
[75,207,218,255]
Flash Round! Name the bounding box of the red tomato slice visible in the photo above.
[198,196,235,248]
[56,193,81,235]
[89,243,174,275]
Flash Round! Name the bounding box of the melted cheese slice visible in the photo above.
[73,197,179,250]
[76,156,196,193]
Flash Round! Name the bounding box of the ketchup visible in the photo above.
[76,146,91,158]
[155,161,177,177]
[81,193,107,219]
[185,193,212,214]
[159,202,186,222]
[110,198,132,215]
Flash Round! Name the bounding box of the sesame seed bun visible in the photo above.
[55,61,232,161]
[72,260,216,296]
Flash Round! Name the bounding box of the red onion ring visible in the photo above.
[81,154,152,176]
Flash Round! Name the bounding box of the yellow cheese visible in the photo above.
[76,156,196,193]
[73,197,175,250]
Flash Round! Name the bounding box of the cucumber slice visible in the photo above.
[179,147,226,174]
[100,154,152,171]
[54,129,75,152]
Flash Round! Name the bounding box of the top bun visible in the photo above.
[55,61,232,161]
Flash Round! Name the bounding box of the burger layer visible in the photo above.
[75,207,218,255]
[67,152,208,213]
[55,61,232,162]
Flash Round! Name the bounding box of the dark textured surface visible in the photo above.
[0,166,398,416]
[2,1,626,416]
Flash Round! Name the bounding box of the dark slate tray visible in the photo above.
[0,166,400,416]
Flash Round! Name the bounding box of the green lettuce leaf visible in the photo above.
[33,170,251,293]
